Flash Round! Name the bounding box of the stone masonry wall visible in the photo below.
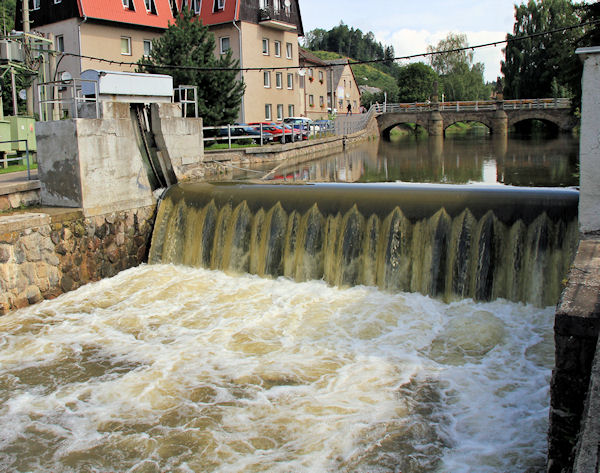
[0,205,156,315]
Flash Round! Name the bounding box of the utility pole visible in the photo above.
[22,0,34,116]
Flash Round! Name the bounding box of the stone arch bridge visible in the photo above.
[375,99,578,138]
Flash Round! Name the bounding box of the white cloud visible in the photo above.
[375,29,507,83]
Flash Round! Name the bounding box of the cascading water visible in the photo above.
[149,182,579,306]
[0,182,579,472]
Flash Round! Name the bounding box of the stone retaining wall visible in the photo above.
[0,205,156,315]
[0,180,40,212]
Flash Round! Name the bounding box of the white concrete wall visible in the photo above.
[37,102,155,215]
[577,47,600,234]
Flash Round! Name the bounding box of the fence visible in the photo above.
[0,140,34,180]
[373,98,572,114]
[332,105,376,136]
[203,122,335,149]
[37,79,100,121]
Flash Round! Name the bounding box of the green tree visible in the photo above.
[501,0,583,100]
[396,62,438,103]
[137,8,244,125]
[427,33,489,101]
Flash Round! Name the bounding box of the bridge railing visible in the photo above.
[374,98,571,114]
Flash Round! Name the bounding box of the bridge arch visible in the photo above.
[507,110,576,133]
[377,112,432,140]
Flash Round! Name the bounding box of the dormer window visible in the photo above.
[144,0,156,15]
[144,0,157,14]
[122,0,135,10]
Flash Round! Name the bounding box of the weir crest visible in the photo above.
[149,183,579,307]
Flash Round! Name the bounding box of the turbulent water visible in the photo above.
[0,264,553,473]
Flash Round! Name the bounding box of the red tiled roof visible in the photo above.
[77,0,239,29]
[79,0,175,28]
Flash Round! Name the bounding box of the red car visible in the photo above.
[248,122,293,143]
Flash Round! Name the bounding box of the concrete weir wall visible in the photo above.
[548,47,600,473]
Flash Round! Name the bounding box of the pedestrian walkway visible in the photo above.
[0,170,40,195]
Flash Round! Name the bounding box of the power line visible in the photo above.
[36,19,600,73]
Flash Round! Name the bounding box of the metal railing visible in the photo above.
[373,98,572,114]
[173,85,198,118]
[203,122,335,149]
[37,78,100,121]
[0,139,33,180]
[333,105,377,136]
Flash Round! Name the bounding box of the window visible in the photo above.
[122,0,134,9]
[274,41,281,57]
[288,104,294,117]
[309,94,314,107]
[299,75,305,89]
[262,38,269,55]
[318,71,323,82]
[55,35,64,53]
[308,68,313,79]
[143,40,152,57]
[31,0,40,10]
[319,96,324,107]
[265,104,272,121]
[144,0,156,13]
[275,72,282,89]
[54,0,62,3]
[220,37,230,54]
[192,0,201,13]
[120,37,131,55]
[277,104,283,121]
[287,73,293,89]
[264,71,271,88]
[213,0,225,11]
[286,42,292,59]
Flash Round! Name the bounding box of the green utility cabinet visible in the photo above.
[0,120,10,152]
[8,116,36,152]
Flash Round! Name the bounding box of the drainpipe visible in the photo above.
[78,0,88,79]
[232,0,244,122]
[233,19,244,123]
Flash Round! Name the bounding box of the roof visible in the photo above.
[77,0,239,29]
[325,58,361,95]
[298,48,327,66]
[78,0,176,28]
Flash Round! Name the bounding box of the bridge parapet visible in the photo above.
[373,98,571,115]
[374,98,575,137]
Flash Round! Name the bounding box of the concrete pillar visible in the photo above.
[491,105,508,137]
[428,110,444,137]
[577,47,600,234]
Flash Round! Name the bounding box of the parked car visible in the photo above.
[248,122,293,143]
[216,124,273,145]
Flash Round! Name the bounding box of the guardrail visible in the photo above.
[0,139,33,180]
[374,98,572,114]
[203,122,335,149]
[37,79,100,121]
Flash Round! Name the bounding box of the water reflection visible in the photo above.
[248,134,579,187]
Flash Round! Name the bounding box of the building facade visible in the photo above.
[298,47,328,120]
[326,59,362,115]
[16,0,305,123]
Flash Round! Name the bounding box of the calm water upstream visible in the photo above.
[239,133,579,187]
[0,133,577,472]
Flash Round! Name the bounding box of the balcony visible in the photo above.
[258,7,297,31]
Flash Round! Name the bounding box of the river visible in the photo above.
[0,132,579,472]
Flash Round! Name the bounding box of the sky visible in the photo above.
[298,0,556,83]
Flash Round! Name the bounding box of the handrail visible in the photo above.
[37,79,100,121]
[0,139,32,180]
[373,98,572,114]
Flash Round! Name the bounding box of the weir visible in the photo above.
[149,182,579,306]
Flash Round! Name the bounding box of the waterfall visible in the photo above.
[149,183,579,306]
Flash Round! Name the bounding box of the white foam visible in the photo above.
[0,265,554,472]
